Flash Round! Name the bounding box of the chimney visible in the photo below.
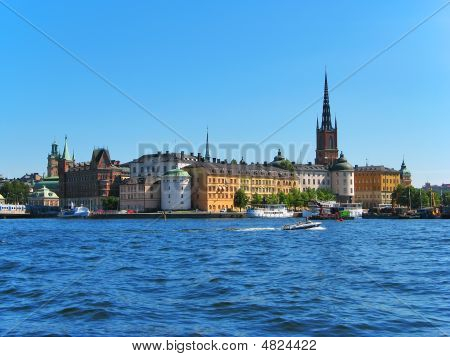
[166,150,169,155]
[213,158,216,163]
[181,151,185,160]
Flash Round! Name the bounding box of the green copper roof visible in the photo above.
[30,186,59,199]
[62,136,72,161]
[331,152,354,171]
[163,169,191,177]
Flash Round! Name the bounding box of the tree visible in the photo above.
[316,188,336,202]
[392,185,437,209]
[287,188,306,211]
[0,181,29,204]
[251,193,263,205]
[442,192,450,206]
[278,160,295,172]
[234,189,249,212]
[102,196,119,211]
[266,193,279,204]
[277,191,287,204]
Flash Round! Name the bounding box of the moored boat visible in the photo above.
[247,204,294,218]
[58,203,90,218]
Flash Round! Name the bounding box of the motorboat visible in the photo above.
[58,203,90,218]
[282,220,322,231]
[247,204,294,218]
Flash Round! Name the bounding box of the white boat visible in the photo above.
[58,203,90,218]
[247,204,294,218]
[340,203,363,218]
[283,220,322,231]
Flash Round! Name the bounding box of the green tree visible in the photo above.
[287,188,305,211]
[278,160,295,173]
[266,193,279,204]
[442,192,450,206]
[392,185,438,209]
[234,189,249,212]
[101,196,119,210]
[0,181,29,204]
[277,191,287,204]
[316,188,336,201]
[251,193,263,205]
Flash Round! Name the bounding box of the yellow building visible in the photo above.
[184,162,298,212]
[354,165,401,209]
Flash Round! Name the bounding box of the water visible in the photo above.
[1,218,449,337]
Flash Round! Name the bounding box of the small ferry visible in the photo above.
[58,203,90,218]
[247,204,294,218]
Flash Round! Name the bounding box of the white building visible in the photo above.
[330,152,354,203]
[161,169,192,211]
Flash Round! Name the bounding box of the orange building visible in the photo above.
[184,162,298,212]
[354,165,401,209]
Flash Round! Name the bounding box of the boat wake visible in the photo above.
[307,226,327,231]
[229,227,279,232]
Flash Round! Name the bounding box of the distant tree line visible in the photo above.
[391,184,448,209]
[0,181,29,204]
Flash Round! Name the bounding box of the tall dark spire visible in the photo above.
[321,71,333,130]
[205,127,211,162]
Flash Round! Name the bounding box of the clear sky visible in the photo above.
[0,0,449,186]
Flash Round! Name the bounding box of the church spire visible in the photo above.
[321,70,332,130]
[62,135,72,161]
[205,127,211,162]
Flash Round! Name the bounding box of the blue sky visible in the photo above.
[0,0,449,185]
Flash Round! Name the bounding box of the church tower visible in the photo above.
[47,140,60,177]
[58,136,75,205]
[315,72,339,166]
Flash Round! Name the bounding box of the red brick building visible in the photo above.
[59,138,128,209]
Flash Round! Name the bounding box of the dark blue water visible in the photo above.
[1,218,449,337]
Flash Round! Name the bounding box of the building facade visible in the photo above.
[184,162,298,212]
[0,193,5,205]
[119,176,161,212]
[354,165,401,208]
[28,186,60,207]
[129,151,198,178]
[59,142,127,210]
[330,153,355,203]
[161,169,192,211]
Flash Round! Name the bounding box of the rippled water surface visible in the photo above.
[1,218,449,337]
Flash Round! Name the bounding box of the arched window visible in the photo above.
[329,136,334,149]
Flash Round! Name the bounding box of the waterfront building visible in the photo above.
[121,150,198,211]
[0,193,5,204]
[316,72,339,166]
[399,159,412,187]
[59,140,128,210]
[354,165,401,208]
[28,186,59,207]
[294,163,331,191]
[330,152,355,203]
[184,161,297,212]
[161,169,192,211]
[119,176,161,212]
[129,151,198,178]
